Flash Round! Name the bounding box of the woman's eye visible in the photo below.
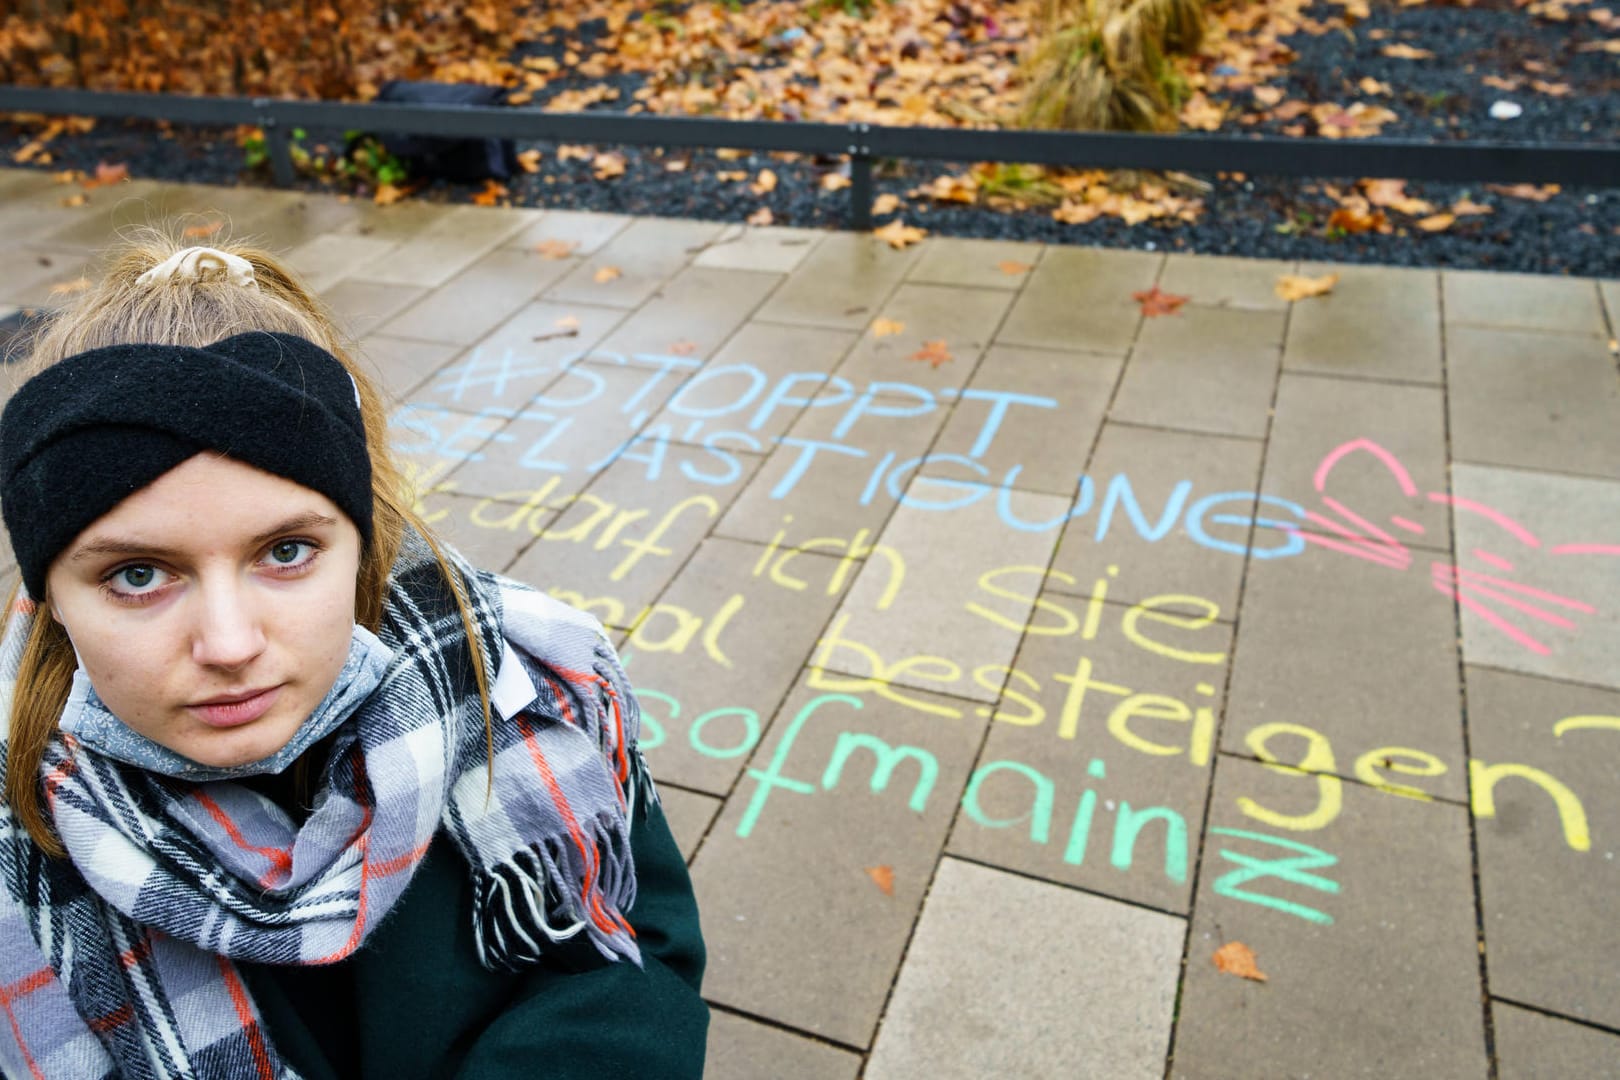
[106,564,168,595]
[266,540,316,568]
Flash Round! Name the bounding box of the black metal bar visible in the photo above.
[1,85,1616,189]
[849,155,874,231]
[263,119,295,188]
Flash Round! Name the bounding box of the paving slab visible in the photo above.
[504,208,632,256]
[693,679,986,1047]
[233,192,371,252]
[1443,269,1607,337]
[1449,464,1620,690]
[1171,756,1487,1079]
[356,335,464,405]
[832,282,1014,397]
[644,321,859,445]
[0,247,96,310]
[544,217,725,308]
[326,196,449,242]
[867,857,1182,1080]
[27,179,192,248]
[1446,325,1620,481]
[691,224,823,273]
[418,491,557,576]
[319,279,429,342]
[348,204,531,288]
[1158,253,1294,312]
[944,602,1228,913]
[1284,262,1443,382]
[504,440,762,629]
[628,539,848,796]
[705,1010,861,1080]
[285,232,404,294]
[1464,666,1620,1031]
[1599,279,1618,330]
[996,245,1160,354]
[1109,305,1285,439]
[590,265,782,364]
[1261,372,1451,549]
[1048,424,1263,616]
[1223,542,1467,801]
[816,485,1069,704]
[752,231,921,330]
[905,236,1045,290]
[1492,1003,1620,1080]
[651,784,721,863]
[712,380,947,547]
[374,244,576,346]
[921,344,1121,497]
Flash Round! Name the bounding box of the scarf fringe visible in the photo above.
[471,812,641,971]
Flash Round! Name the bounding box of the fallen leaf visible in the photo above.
[909,339,953,368]
[1358,77,1392,95]
[821,172,852,192]
[1275,272,1340,301]
[1180,92,1227,131]
[1213,941,1269,982]
[516,149,543,173]
[1252,85,1285,107]
[1482,75,1523,91]
[373,182,408,206]
[557,144,592,163]
[1381,43,1435,59]
[1531,79,1572,96]
[715,147,747,161]
[592,152,627,180]
[59,192,89,208]
[751,168,778,195]
[998,259,1033,276]
[746,206,775,226]
[873,220,927,250]
[555,315,581,330]
[49,277,90,295]
[182,220,224,239]
[669,339,699,356]
[1132,286,1189,317]
[86,160,129,187]
[533,238,579,259]
[865,865,895,896]
[593,265,623,283]
[1327,206,1388,234]
[715,169,749,182]
[1361,179,1434,216]
[1487,182,1560,201]
[1451,198,1494,216]
[872,193,902,217]
[471,180,509,207]
[871,317,906,337]
[1416,212,1456,232]
[1576,39,1620,52]
[664,159,689,173]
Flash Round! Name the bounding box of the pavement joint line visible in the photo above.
[1280,366,1444,391]
[1443,320,1610,341]
[942,851,1192,924]
[1436,268,1502,1080]
[1162,257,1295,1080]
[1445,456,1620,487]
[1212,749,1473,810]
[702,1000,871,1056]
[1458,659,1620,696]
[1103,417,1265,444]
[1488,995,1620,1039]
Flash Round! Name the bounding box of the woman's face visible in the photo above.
[45,453,362,769]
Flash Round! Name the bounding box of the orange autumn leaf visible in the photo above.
[1275,272,1340,301]
[592,265,623,284]
[86,160,129,188]
[59,192,89,208]
[1327,206,1388,234]
[182,220,224,239]
[865,865,895,896]
[872,193,902,217]
[998,259,1034,276]
[909,339,953,368]
[746,206,775,227]
[821,172,852,192]
[516,149,543,173]
[751,168,778,195]
[1132,286,1188,317]
[1381,43,1435,59]
[1213,941,1268,982]
[472,180,508,207]
[1451,198,1494,217]
[871,317,906,338]
[555,315,581,331]
[873,220,927,250]
[592,152,627,180]
[669,339,699,356]
[1487,182,1561,202]
[373,182,408,206]
[1415,212,1456,232]
[533,238,579,259]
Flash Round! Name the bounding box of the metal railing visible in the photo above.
[3,86,1616,230]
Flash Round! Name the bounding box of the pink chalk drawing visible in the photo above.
[1286,438,1620,656]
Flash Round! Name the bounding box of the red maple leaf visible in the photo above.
[909,339,953,368]
[1132,286,1189,317]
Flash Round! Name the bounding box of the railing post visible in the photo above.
[847,122,873,232]
[255,101,295,188]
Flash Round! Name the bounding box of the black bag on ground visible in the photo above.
[364,80,518,182]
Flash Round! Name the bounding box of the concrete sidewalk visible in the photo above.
[4,167,1620,1078]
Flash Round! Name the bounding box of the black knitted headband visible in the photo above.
[0,331,373,599]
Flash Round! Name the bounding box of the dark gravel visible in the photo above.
[5,0,1618,277]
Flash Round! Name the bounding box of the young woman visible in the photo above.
[0,235,708,1079]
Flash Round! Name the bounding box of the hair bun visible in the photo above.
[134,247,258,290]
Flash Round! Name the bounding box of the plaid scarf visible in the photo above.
[0,531,647,1080]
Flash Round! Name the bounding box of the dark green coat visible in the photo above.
[239,794,708,1080]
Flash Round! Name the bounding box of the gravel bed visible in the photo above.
[4,0,1617,277]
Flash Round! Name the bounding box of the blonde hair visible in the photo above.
[4,223,490,856]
